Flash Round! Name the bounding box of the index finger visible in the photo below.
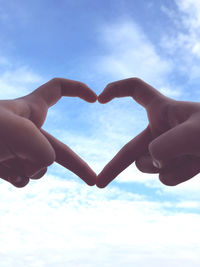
[30,78,97,107]
[96,127,152,188]
[41,129,96,186]
[98,78,165,107]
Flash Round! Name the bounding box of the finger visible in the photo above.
[158,155,200,186]
[11,177,29,188]
[2,114,56,169]
[0,162,29,188]
[135,153,159,173]
[30,168,47,180]
[98,78,165,107]
[149,115,200,168]
[3,157,47,179]
[96,127,152,188]
[41,129,96,186]
[29,78,97,107]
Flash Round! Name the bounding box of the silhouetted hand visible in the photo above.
[0,78,97,187]
[97,78,200,187]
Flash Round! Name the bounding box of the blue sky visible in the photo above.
[1,0,200,266]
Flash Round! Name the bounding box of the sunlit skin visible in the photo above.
[0,78,97,188]
[2,77,200,189]
[96,78,200,188]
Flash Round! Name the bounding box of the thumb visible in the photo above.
[148,118,200,168]
[98,78,166,107]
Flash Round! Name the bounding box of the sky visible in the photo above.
[1,0,200,266]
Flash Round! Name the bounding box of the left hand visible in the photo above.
[0,78,97,187]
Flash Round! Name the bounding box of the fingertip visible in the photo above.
[78,82,97,103]
[86,181,96,186]
[96,178,108,188]
[97,95,105,103]
[88,93,98,103]
[159,174,178,186]
[81,90,97,103]
[96,183,107,188]
[12,177,30,188]
[82,172,97,186]
[97,94,109,104]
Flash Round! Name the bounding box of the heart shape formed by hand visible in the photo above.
[1,77,200,188]
[96,78,200,188]
[0,78,97,187]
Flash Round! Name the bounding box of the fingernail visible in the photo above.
[152,160,162,169]
[30,169,42,178]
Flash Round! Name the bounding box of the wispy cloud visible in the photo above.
[95,19,182,98]
[47,98,148,175]
[0,61,43,99]
[0,175,200,267]
[0,6,200,266]
[45,18,194,189]
[161,0,200,83]
[161,173,200,200]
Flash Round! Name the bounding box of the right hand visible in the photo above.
[96,78,200,187]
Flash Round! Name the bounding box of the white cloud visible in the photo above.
[161,173,200,199]
[0,59,44,99]
[0,56,12,67]
[41,16,200,197]
[46,98,148,177]
[117,164,159,184]
[176,0,200,30]
[161,0,200,82]
[0,175,200,267]
[160,86,183,97]
[95,20,179,97]
[0,9,199,267]
[45,91,200,195]
[176,200,200,209]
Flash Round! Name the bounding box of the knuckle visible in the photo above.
[106,82,113,87]
[18,118,36,137]
[20,117,36,131]
[49,77,62,88]
[77,81,86,87]
[129,77,143,84]
[50,77,61,83]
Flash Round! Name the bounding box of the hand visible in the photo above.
[0,78,97,187]
[96,78,200,187]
